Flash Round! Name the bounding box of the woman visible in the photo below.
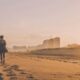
[0,35,7,64]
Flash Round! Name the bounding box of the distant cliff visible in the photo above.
[28,37,60,51]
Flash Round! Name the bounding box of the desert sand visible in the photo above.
[0,53,80,80]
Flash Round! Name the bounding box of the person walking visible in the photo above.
[0,35,7,64]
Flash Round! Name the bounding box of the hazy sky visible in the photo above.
[0,0,80,47]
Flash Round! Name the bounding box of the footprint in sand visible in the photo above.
[6,71,17,77]
[9,76,17,80]
[2,64,39,80]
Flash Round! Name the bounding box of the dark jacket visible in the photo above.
[0,39,7,53]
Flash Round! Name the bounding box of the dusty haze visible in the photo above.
[0,0,80,47]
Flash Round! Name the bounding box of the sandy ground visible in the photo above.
[0,53,80,80]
